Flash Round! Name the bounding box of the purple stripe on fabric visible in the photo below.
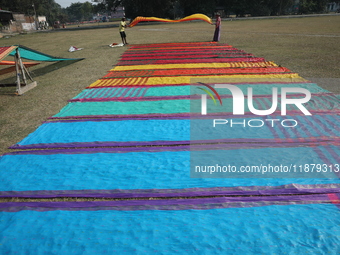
[282,116,303,143]
[1,185,339,198]
[320,115,340,133]
[301,116,325,137]
[312,115,338,137]
[7,139,340,155]
[0,184,339,198]
[95,87,107,98]
[253,98,263,110]
[131,87,142,97]
[120,87,131,97]
[68,93,331,103]
[258,97,270,111]
[9,137,339,150]
[329,193,340,210]
[84,81,312,90]
[49,110,340,122]
[140,87,148,97]
[101,88,112,99]
[0,193,337,212]
[294,116,312,138]
[265,116,280,139]
[313,147,332,165]
[274,116,292,140]
[313,96,330,110]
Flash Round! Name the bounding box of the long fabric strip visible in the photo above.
[111,62,278,71]
[88,74,305,88]
[0,204,339,253]
[128,13,213,27]
[10,114,340,148]
[8,45,84,61]
[103,67,293,78]
[0,147,339,196]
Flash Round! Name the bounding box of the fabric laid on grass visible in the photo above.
[1,195,340,211]
[119,53,255,61]
[121,50,249,58]
[127,44,234,51]
[0,204,339,254]
[71,87,150,101]
[103,67,293,79]
[111,62,278,71]
[10,115,340,149]
[124,49,246,55]
[8,45,83,62]
[117,57,267,66]
[128,42,220,48]
[0,146,339,198]
[88,74,305,88]
[72,83,328,101]
[52,96,339,119]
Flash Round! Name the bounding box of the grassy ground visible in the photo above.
[0,15,339,156]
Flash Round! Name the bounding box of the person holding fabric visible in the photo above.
[119,17,128,45]
[212,13,221,42]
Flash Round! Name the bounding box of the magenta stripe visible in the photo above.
[49,110,340,122]
[0,184,339,199]
[1,184,339,199]
[10,137,339,150]
[85,82,311,89]
[69,94,328,103]
[120,53,253,60]
[0,193,337,212]
[116,57,266,66]
[7,139,340,156]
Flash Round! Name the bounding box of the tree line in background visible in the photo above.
[1,0,339,24]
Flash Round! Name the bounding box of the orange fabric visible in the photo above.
[128,14,212,28]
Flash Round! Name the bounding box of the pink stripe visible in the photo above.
[327,193,340,204]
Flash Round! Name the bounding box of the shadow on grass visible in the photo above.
[0,59,84,96]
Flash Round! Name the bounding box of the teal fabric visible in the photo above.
[9,46,82,62]
[74,83,329,100]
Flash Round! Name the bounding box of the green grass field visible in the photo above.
[0,15,339,155]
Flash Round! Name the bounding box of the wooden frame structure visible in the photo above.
[13,48,37,95]
[0,46,37,95]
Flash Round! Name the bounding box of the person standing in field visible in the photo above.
[213,13,221,42]
[119,17,128,45]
